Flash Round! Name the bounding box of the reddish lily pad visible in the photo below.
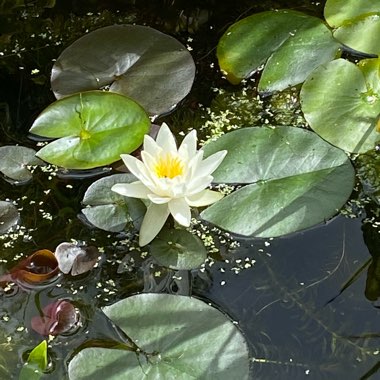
[31,300,79,336]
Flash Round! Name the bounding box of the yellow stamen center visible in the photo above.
[155,153,184,179]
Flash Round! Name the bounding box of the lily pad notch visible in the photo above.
[51,24,196,116]
[217,10,341,93]
[201,126,355,238]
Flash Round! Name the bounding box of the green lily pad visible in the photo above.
[0,201,19,234]
[150,228,207,270]
[324,0,380,26]
[300,58,380,153]
[51,25,195,116]
[0,146,43,183]
[201,126,355,237]
[217,10,340,92]
[82,174,146,232]
[30,91,150,169]
[333,16,380,55]
[68,293,250,380]
[324,0,380,54]
[324,0,380,55]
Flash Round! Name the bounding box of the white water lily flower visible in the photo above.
[111,123,227,246]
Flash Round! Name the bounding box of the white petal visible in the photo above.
[169,180,187,198]
[141,151,158,173]
[156,123,177,153]
[149,177,171,197]
[120,154,146,181]
[178,129,197,160]
[143,134,162,157]
[148,194,172,204]
[168,198,191,227]
[197,150,227,177]
[135,154,169,195]
[186,189,224,207]
[122,154,157,191]
[186,150,204,180]
[139,204,170,246]
[111,181,150,199]
[186,175,213,195]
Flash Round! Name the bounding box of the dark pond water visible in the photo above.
[1,0,380,379]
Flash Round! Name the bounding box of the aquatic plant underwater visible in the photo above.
[1,0,380,378]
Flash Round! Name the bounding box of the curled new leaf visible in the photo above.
[19,340,48,380]
[0,249,59,288]
[54,242,99,276]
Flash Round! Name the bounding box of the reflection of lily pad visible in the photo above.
[0,146,43,183]
[51,25,196,116]
[30,91,150,169]
[68,293,250,380]
[82,174,146,232]
[150,228,207,270]
[217,10,340,92]
[0,201,19,234]
[201,126,355,237]
[301,58,380,153]
[324,0,380,54]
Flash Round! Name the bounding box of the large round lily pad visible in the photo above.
[51,25,196,116]
[82,174,146,232]
[201,126,355,237]
[29,91,150,169]
[324,0,380,55]
[300,58,380,153]
[68,293,250,380]
[217,10,340,92]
